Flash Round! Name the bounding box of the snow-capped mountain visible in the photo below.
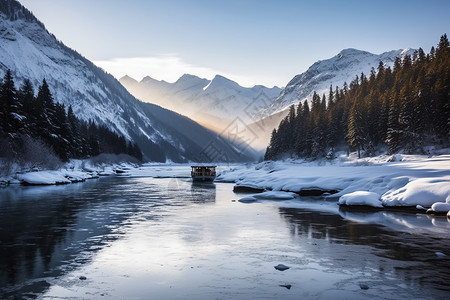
[0,0,257,162]
[120,74,282,127]
[265,48,416,115]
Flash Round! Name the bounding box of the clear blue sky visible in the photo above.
[19,0,450,87]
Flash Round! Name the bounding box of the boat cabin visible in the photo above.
[191,165,216,182]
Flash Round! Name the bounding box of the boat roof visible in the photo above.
[191,165,216,168]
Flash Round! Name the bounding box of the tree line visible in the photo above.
[265,34,449,160]
[0,72,142,168]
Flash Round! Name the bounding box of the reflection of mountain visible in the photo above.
[0,179,139,298]
[278,206,450,292]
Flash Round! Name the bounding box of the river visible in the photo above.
[0,167,449,299]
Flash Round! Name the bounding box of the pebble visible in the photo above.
[359,283,369,290]
[274,264,290,271]
[280,284,292,289]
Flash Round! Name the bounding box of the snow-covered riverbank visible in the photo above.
[0,160,137,186]
[216,153,450,214]
[3,153,450,214]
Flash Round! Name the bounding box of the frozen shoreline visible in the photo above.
[216,153,450,214]
[0,159,136,186]
[2,153,450,214]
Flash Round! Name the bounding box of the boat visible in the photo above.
[191,165,216,182]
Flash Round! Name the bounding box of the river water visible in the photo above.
[0,169,449,299]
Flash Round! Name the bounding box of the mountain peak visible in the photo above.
[211,74,231,82]
[141,75,161,84]
[202,74,240,91]
[119,75,139,87]
[177,73,204,82]
[336,48,371,59]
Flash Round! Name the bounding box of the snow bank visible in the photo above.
[9,160,138,185]
[338,191,382,208]
[217,154,450,211]
[18,171,71,185]
[382,177,450,207]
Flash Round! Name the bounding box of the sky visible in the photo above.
[19,0,450,88]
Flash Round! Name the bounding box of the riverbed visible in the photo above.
[0,167,449,299]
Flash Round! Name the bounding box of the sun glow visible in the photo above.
[94,55,216,83]
[93,55,269,88]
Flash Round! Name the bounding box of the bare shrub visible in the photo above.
[19,135,62,170]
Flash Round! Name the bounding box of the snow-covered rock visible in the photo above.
[18,171,71,185]
[428,202,450,214]
[338,191,382,208]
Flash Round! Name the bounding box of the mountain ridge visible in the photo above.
[120,73,282,130]
[266,47,416,115]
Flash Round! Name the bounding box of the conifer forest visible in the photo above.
[0,73,143,168]
[265,35,450,160]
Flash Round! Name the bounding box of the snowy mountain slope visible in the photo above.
[0,0,257,162]
[120,74,282,125]
[265,48,416,115]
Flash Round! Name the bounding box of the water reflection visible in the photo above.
[2,176,449,299]
[0,178,154,298]
[165,178,216,204]
[278,206,450,293]
[190,181,216,204]
[0,177,218,299]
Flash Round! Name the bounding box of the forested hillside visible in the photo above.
[265,35,450,160]
[0,71,142,170]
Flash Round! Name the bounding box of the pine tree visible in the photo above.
[347,100,365,158]
[0,70,18,135]
[386,90,401,154]
[398,85,415,153]
[36,79,57,147]
[264,128,278,160]
[18,79,35,134]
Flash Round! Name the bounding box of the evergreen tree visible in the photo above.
[0,70,19,135]
[36,79,57,147]
[386,90,401,154]
[347,100,365,158]
[18,79,35,134]
[398,84,416,153]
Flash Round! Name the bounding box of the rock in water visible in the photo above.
[274,264,290,271]
[280,284,292,289]
[79,276,87,280]
[359,283,369,290]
